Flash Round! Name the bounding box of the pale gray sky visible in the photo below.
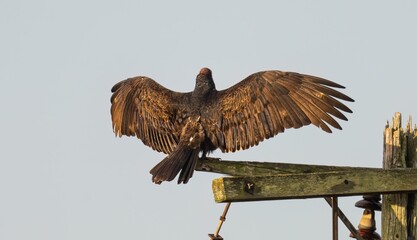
[1,0,417,239]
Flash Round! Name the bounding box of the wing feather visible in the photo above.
[110,76,191,154]
[203,70,354,153]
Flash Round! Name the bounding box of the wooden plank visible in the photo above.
[212,168,417,202]
[196,158,377,176]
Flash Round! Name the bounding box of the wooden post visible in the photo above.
[382,113,417,239]
[406,116,417,238]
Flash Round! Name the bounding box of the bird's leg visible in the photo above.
[201,150,207,159]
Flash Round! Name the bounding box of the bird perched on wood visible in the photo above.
[110,68,354,184]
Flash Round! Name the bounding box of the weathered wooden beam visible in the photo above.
[212,168,417,202]
[196,158,377,176]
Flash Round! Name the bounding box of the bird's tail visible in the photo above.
[150,143,200,184]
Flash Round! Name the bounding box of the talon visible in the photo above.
[204,157,221,161]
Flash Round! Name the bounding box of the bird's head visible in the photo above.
[194,67,216,94]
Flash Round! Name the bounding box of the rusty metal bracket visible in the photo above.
[209,202,232,240]
[324,197,364,240]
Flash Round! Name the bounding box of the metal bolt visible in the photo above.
[244,180,255,195]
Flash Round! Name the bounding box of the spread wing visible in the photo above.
[110,76,192,154]
[202,71,354,153]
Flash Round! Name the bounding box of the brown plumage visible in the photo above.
[110,68,354,184]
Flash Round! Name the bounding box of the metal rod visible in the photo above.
[332,197,338,240]
[324,197,364,240]
[214,202,231,237]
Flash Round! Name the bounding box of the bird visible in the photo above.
[110,68,354,184]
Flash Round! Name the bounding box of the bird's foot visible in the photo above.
[200,156,221,161]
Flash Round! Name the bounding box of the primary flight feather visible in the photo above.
[110,68,354,184]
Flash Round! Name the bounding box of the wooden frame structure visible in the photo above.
[196,113,417,239]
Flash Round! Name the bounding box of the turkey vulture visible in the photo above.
[110,68,354,184]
